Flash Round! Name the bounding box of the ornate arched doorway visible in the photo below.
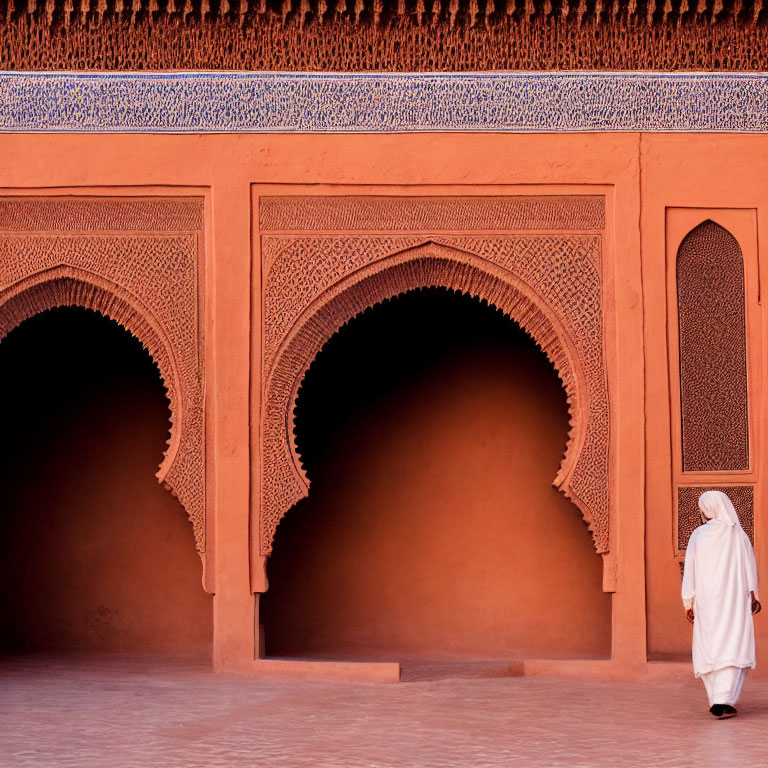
[260,241,610,556]
[0,306,211,657]
[0,195,212,658]
[0,195,209,578]
[261,287,611,660]
[256,206,613,663]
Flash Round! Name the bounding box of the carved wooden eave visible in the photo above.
[3,0,768,70]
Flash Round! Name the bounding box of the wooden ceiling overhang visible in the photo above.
[3,0,768,69]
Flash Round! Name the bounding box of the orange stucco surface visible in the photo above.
[0,132,765,679]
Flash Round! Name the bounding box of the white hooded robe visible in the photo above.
[681,491,759,689]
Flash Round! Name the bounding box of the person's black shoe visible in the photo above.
[710,704,724,717]
[720,705,738,718]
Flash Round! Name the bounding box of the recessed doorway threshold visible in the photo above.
[255,658,528,683]
[251,657,654,683]
[253,658,401,682]
[399,660,525,682]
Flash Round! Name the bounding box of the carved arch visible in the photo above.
[262,242,600,555]
[676,220,748,472]
[0,197,207,592]
[0,265,193,540]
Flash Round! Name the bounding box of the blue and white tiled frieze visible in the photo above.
[0,71,767,133]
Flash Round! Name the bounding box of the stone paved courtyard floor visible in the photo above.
[2,656,768,768]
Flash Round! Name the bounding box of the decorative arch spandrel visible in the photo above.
[261,235,609,557]
[0,198,208,573]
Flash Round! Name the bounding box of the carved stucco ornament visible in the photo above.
[0,197,207,561]
[261,233,609,558]
[677,220,749,473]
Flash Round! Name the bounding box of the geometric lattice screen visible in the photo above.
[676,221,748,472]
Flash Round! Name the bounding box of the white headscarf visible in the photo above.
[698,490,742,528]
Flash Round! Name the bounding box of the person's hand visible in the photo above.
[686,608,695,623]
[752,592,761,616]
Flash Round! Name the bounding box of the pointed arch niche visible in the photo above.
[0,196,209,587]
[676,220,748,473]
[257,197,612,596]
[667,210,760,557]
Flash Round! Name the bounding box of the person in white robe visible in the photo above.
[682,490,761,718]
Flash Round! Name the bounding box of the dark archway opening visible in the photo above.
[0,307,212,659]
[262,288,610,662]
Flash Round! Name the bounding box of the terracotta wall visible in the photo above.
[262,289,611,660]
[1,132,761,676]
[0,308,212,658]
[0,133,657,673]
[641,137,768,672]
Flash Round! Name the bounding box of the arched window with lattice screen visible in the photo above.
[677,220,749,472]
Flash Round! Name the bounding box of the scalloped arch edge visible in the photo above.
[261,243,606,557]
